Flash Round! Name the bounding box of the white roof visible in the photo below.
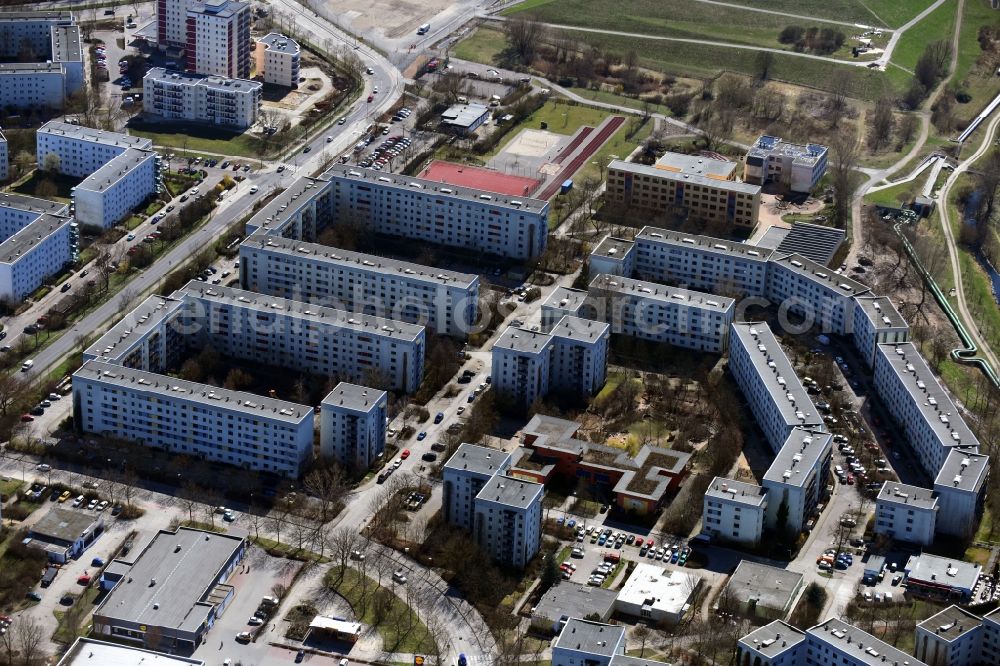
[615,562,698,615]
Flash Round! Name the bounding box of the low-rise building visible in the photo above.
[143,67,262,129]
[723,561,803,621]
[744,135,828,193]
[57,638,205,666]
[702,477,768,547]
[851,295,909,368]
[531,582,618,634]
[915,605,984,666]
[72,148,158,229]
[874,481,938,546]
[36,121,153,179]
[614,562,699,624]
[93,527,246,653]
[761,428,832,535]
[473,474,543,569]
[440,103,490,135]
[254,32,300,87]
[320,383,387,471]
[552,618,626,666]
[904,553,981,602]
[25,507,104,563]
[933,449,989,540]
[442,443,512,533]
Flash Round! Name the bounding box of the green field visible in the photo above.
[884,0,957,89]
[721,0,937,28]
[864,179,919,207]
[453,25,506,63]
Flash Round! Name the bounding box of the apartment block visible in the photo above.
[852,295,910,367]
[552,619,626,666]
[728,322,824,453]
[540,286,588,332]
[737,621,806,666]
[491,315,610,407]
[874,482,938,546]
[82,295,186,370]
[933,450,989,540]
[323,164,548,260]
[761,428,832,535]
[915,605,984,666]
[473,474,543,569]
[744,135,828,193]
[442,444,512,532]
[175,281,426,393]
[0,127,8,182]
[0,63,68,109]
[873,342,981,480]
[766,253,869,335]
[0,13,83,110]
[73,360,314,476]
[605,153,761,228]
[143,67,262,129]
[589,236,636,278]
[254,33,300,87]
[320,383,387,470]
[36,121,153,179]
[703,477,768,547]
[804,619,929,666]
[72,149,158,229]
[185,0,251,79]
[158,0,190,48]
[983,608,1000,666]
[239,230,479,338]
[0,193,76,302]
[588,273,735,352]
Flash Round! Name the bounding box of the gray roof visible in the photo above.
[590,273,734,312]
[323,164,548,214]
[609,158,760,196]
[29,507,101,543]
[705,477,767,507]
[904,553,981,592]
[877,482,939,511]
[321,382,386,414]
[74,360,312,424]
[548,315,609,344]
[244,176,325,235]
[636,226,773,261]
[0,62,64,74]
[917,605,983,642]
[257,32,299,54]
[654,151,737,178]
[876,343,981,453]
[754,225,790,252]
[440,103,490,128]
[38,121,153,150]
[542,286,588,313]
[0,11,73,21]
[731,323,824,431]
[609,657,674,666]
[727,561,802,611]
[50,24,82,63]
[738,621,805,658]
[775,221,845,266]
[144,67,262,94]
[533,581,617,624]
[0,214,72,266]
[855,295,907,330]
[174,281,424,341]
[494,325,553,355]
[76,149,156,193]
[553,619,625,657]
[808,619,927,666]
[475,474,542,510]
[0,192,69,217]
[188,0,248,19]
[243,230,478,289]
[96,528,245,634]
[84,295,184,363]
[57,638,205,666]
[591,236,634,260]
[770,252,869,298]
[443,443,512,477]
[763,428,831,488]
[933,449,989,493]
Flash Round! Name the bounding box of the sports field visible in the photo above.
[419,160,542,196]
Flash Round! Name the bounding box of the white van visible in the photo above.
[21,359,33,372]
[417,23,430,35]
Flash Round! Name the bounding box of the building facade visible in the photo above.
[703,477,768,547]
[552,619,626,666]
[185,0,250,79]
[442,444,512,533]
[72,149,159,229]
[472,474,543,569]
[874,482,938,546]
[0,13,83,110]
[143,67,262,129]
[320,382,387,470]
[914,605,984,666]
[0,193,75,302]
[254,33,299,86]
[933,450,989,540]
[744,135,828,193]
[852,295,910,368]
[0,128,8,182]
[766,253,867,336]
[36,121,153,179]
[761,429,832,535]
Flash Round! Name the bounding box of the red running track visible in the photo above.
[553,126,594,165]
[537,116,626,200]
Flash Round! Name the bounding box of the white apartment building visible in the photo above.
[320,383,387,470]
[491,315,610,407]
[473,474,543,569]
[588,273,735,353]
[0,193,75,302]
[143,67,262,129]
[736,621,806,666]
[983,608,1000,666]
[915,606,985,666]
[174,281,426,393]
[728,322,824,453]
[72,149,158,229]
[0,13,83,110]
[0,129,7,181]
[186,0,251,79]
[36,121,154,179]
[254,33,299,87]
[589,236,636,278]
[442,444,512,533]
[50,24,83,94]
[852,295,910,367]
[873,342,981,480]
[744,135,828,193]
[933,450,989,540]
[323,164,549,261]
[874,481,938,546]
[552,619,626,666]
[605,154,761,228]
[540,287,589,332]
[0,63,70,110]
[703,477,768,547]
[73,359,314,477]
[766,253,869,335]
[239,231,480,338]
[82,295,186,370]
[761,428,832,535]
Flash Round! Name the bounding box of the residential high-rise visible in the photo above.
[320,383,387,470]
[473,474,543,569]
[185,0,250,78]
[703,477,768,547]
[254,33,299,87]
[442,444,512,533]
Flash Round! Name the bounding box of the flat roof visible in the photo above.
[934,449,989,493]
[174,281,424,341]
[144,67,262,93]
[774,221,845,266]
[324,163,549,214]
[727,561,802,611]
[731,323,824,432]
[189,0,248,18]
[475,474,543,510]
[29,507,100,542]
[590,273,734,312]
[705,477,767,507]
[905,553,981,591]
[96,528,245,634]
[654,151,737,178]
[542,286,588,313]
[76,149,156,193]
[0,11,73,21]
[553,619,625,657]
[75,360,312,424]
[0,214,72,266]
[533,581,618,623]
[444,442,511,478]
[321,382,386,414]
[244,176,326,235]
[616,563,698,615]
[770,252,869,298]
[309,616,362,634]
[738,621,805,658]
[763,428,831,488]
[57,638,205,666]
[0,192,68,217]
[636,226,773,261]
[548,315,610,344]
[494,325,552,355]
[917,605,983,643]
[84,295,185,363]
[809,619,926,666]
[609,158,760,196]
[855,295,907,330]
[591,235,635,260]
[0,62,64,74]
[876,342,980,453]
[257,32,299,54]
[244,230,478,289]
[50,24,82,63]
[749,135,827,165]
[38,121,153,150]
[877,481,939,511]
[441,103,490,128]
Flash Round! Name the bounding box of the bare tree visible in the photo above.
[302,464,349,522]
[829,127,859,227]
[504,17,545,66]
[869,96,895,151]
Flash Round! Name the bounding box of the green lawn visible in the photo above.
[518,98,615,136]
[864,180,919,207]
[885,0,957,90]
[570,88,672,117]
[453,25,506,64]
[0,478,22,499]
[129,124,264,158]
[719,0,936,28]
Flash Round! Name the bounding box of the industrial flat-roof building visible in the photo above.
[57,638,205,666]
[440,103,490,135]
[723,561,803,621]
[874,481,938,546]
[904,553,981,602]
[93,527,246,653]
[25,507,104,563]
[614,562,699,625]
[703,477,768,547]
[744,135,828,193]
[531,582,618,634]
[320,383,387,470]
